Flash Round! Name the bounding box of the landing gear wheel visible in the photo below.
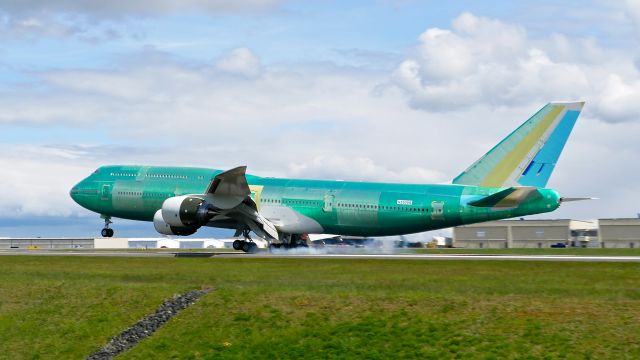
[101,228,114,238]
[101,216,113,238]
[241,242,258,253]
[233,240,243,250]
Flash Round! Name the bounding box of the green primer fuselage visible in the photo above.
[70,165,561,236]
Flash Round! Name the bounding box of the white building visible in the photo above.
[453,219,596,249]
[598,218,640,248]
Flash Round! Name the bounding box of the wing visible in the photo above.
[204,166,279,239]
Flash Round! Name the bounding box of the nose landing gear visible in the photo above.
[101,216,114,238]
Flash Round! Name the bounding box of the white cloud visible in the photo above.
[0,145,96,217]
[0,0,283,18]
[624,0,640,32]
[392,13,590,110]
[595,74,640,123]
[288,155,445,184]
[0,0,283,39]
[215,47,262,77]
[391,12,640,123]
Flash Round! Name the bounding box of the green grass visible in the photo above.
[0,257,639,359]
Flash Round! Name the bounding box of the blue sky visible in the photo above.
[1,0,640,238]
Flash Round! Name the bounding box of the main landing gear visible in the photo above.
[232,231,310,253]
[233,229,258,253]
[101,216,114,238]
[267,234,309,251]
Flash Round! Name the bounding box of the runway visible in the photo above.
[222,253,640,262]
[2,249,640,262]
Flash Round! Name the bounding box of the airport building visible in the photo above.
[598,218,640,248]
[453,219,597,249]
[0,237,95,249]
[0,237,248,250]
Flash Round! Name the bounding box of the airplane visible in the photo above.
[70,101,584,252]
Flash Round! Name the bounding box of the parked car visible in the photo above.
[550,243,567,248]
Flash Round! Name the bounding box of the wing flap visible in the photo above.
[203,166,279,240]
[206,166,250,209]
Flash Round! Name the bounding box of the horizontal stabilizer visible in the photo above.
[468,187,540,209]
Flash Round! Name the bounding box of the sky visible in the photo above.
[1,0,640,239]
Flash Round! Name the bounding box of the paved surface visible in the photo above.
[2,249,640,262]
[219,253,640,262]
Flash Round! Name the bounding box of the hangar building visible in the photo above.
[0,237,243,250]
[599,218,640,248]
[453,219,596,249]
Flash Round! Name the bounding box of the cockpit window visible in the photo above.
[92,168,100,174]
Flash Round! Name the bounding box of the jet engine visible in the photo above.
[161,195,210,228]
[153,210,199,236]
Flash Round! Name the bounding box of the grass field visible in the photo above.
[1,256,639,359]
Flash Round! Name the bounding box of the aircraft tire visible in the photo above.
[101,228,113,238]
[241,242,251,253]
[233,240,243,250]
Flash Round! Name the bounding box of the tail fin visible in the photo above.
[452,101,584,188]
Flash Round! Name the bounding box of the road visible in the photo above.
[2,249,640,262]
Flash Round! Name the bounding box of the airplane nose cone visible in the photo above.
[69,183,82,204]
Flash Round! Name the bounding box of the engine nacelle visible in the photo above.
[161,195,208,227]
[153,210,198,236]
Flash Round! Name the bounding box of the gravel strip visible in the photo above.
[87,289,211,360]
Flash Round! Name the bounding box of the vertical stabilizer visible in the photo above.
[452,102,583,188]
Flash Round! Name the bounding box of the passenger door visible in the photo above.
[431,201,444,220]
[101,184,111,201]
[323,193,335,213]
